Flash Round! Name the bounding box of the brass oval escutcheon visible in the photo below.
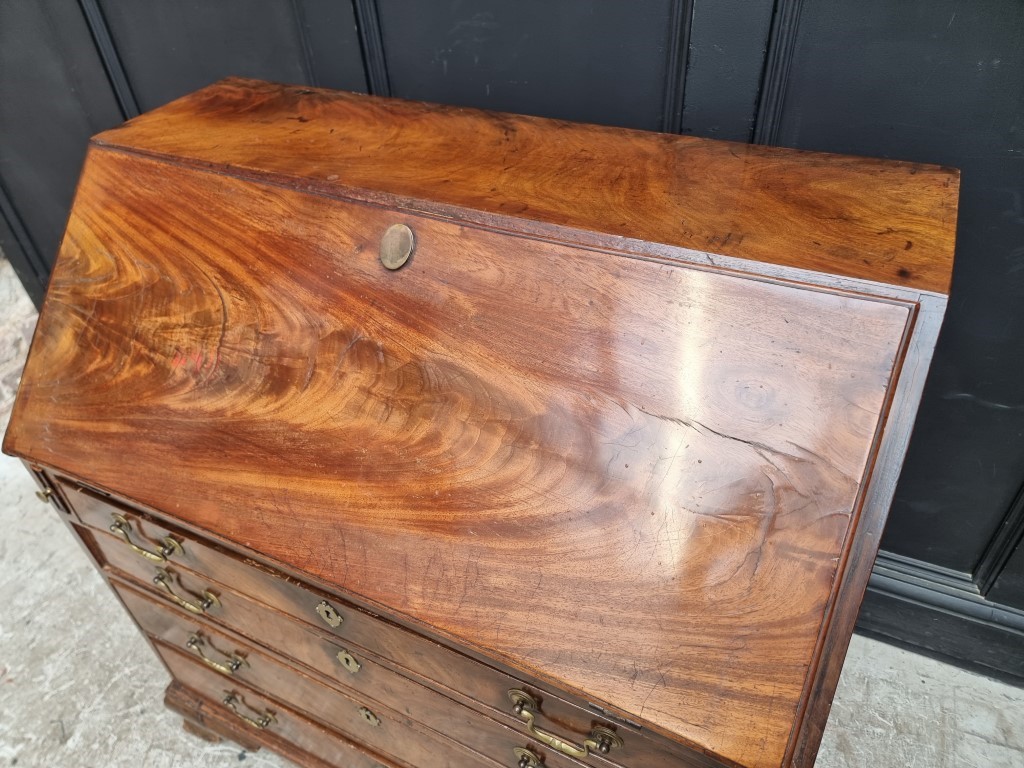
[336,648,361,674]
[315,600,343,628]
[358,706,381,727]
[379,223,415,270]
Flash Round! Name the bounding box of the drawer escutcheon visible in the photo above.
[315,600,344,628]
[336,648,361,674]
[357,706,381,727]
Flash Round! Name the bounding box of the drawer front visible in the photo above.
[156,637,496,768]
[167,682,399,768]
[114,577,592,768]
[69,484,706,768]
[162,652,398,768]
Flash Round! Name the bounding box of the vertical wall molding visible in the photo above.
[78,0,139,118]
[289,0,318,87]
[0,179,49,297]
[661,0,695,134]
[352,0,390,96]
[976,482,1024,595]
[752,0,805,145]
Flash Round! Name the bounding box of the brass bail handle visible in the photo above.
[507,689,623,759]
[153,567,219,614]
[222,692,275,729]
[110,513,183,562]
[186,633,247,675]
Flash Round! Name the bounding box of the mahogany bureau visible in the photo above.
[3,78,958,768]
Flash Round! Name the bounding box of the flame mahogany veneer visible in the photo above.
[4,78,957,768]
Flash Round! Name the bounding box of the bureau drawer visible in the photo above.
[162,652,400,768]
[168,679,399,768]
[156,636,502,768]
[114,577,593,768]
[68,484,709,768]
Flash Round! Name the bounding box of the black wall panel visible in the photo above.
[97,0,366,113]
[772,0,1024,573]
[0,0,122,294]
[680,0,775,141]
[300,0,370,92]
[376,0,683,131]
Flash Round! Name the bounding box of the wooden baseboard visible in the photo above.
[858,550,1024,684]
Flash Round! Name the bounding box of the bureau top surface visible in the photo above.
[5,81,954,768]
[91,77,957,294]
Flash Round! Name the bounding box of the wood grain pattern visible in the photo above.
[157,639,497,768]
[93,77,958,294]
[7,143,920,768]
[76,488,693,767]
[124,581,607,768]
[164,680,400,768]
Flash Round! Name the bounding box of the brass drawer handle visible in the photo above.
[110,513,183,562]
[36,488,54,503]
[185,632,247,675]
[153,567,219,614]
[222,692,275,729]
[508,689,622,759]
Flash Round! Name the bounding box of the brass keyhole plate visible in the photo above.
[358,706,381,727]
[316,600,343,628]
[337,649,361,674]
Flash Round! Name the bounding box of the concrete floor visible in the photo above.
[1,254,1022,767]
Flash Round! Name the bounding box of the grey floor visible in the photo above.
[1,254,1022,768]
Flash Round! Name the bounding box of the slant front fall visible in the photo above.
[4,79,957,768]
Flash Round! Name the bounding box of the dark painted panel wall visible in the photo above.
[0,0,122,286]
[98,0,366,112]
[773,0,1024,573]
[376,0,682,131]
[680,0,775,141]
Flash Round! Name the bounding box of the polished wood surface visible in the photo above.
[164,679,399,768]
[126,582,602,768]
[95,77,958,294]
[158,639,494,768]
[96,501,688,765]
[4,81,958,768]
[78,478,693,766]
